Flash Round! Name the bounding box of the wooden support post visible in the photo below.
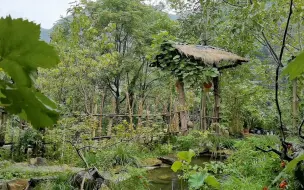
[107,97,116,136]
[0,111,5,146]
[175,79,188,134]
[126,91,133,130]
[137,98,144,128]
[200,85,207,131]
[213,76,220,133]
[145,104,150,128]
[97,92,106,137]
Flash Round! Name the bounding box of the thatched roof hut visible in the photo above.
[173,44,249,68]
[150,41,250,132]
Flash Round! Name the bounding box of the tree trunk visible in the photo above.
[97,92,106,137]
[292,79,298,129]
[107,97,116,136]
[0,112,6,146]
[126,91,133,130]
[145,105,150,128]
[92,103,97,138]
[213,76,220,133]
[171,101,180,133]
[137,97,144,128]
[175,79,188,134]
[200,85,207,131]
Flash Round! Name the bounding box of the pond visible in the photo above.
[147,157,213,190]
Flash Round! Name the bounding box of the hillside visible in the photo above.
[40,28,52,43]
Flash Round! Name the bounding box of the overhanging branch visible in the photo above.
[279,0,294,66]
[256,146,292,161]
[298,117,304,140]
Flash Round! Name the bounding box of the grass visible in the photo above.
[0,162,82,180]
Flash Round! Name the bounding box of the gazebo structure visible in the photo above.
[151,41,249,133]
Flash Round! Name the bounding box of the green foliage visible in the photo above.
[33,173,74,190]
[177,149,196,163]
[113,144,140,167]
[204,161,226,175]
[282,51,304,80]
[175,130,209,151]
[171,161,183,172]
[3,0,304,189]
[13,128,44,161]
[154,143,173,155]
[86,143,146,170]
[270,153,304,188]
[175,135,198,150]
[0,163,74,180]
[206,134,236,151]
[0,16,59,128]
[150,41,219,83]
[171,150,220,189]
[109,167,149,190]
[171,149,196,172]
[222,136,281,189]
[188,172,206,189]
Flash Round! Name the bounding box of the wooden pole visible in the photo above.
[107,97,116,136]
[0,111,4,146]
[145,104,150,128]
[175,79,188,134]
[200,85,207,131]
[138,97,144,128]
[126,91,133,130]
[213,76,220,133]
[97,92,106,136]
[168,84,173,133]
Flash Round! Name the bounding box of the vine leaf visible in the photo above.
[171,161,182,172]
[188,173,206,189]
[282,51,304,80]
[0,16,60,128]
[205,175,221,189]
[177,149,195,163]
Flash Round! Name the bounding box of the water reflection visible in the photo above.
[148,157,212,190]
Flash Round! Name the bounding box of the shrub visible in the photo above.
[86,143,143,170]
[34,173,73,190]
[109,167,149,190]
[222,136,281,188]
[154,143,173,155]
[175,135,198,150]
[174,130,208,151]
[113,144,140,167]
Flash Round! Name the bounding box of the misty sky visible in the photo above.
[0,0,169,29]
[0,0,77,29]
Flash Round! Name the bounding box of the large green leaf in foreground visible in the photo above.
[282,51,304,80]
[0,16,60,128]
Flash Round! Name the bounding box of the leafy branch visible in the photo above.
[0,16,60,128]
[256,0,294,160]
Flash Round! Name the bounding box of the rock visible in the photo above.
[187,121,194,128]
[158,174,171,180]
[158,157,175,165]
[71,167,106,190]
[0,182,8,190]
[141,158,162,167]
[7,179,28,190]
[29,157,47,166]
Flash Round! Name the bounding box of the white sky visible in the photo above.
[0,0,77,29]
[0,0,170,29]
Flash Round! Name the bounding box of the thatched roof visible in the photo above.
[173,45,249,65]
